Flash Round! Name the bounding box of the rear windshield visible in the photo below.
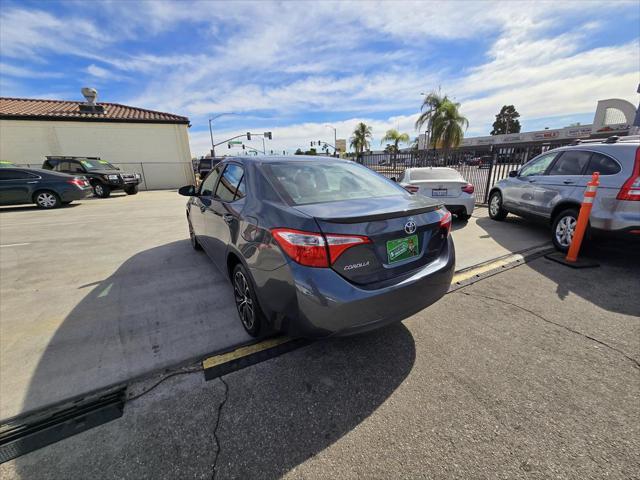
[263,161,404,205]
[410,168,462,181]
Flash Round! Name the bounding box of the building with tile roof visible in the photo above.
[0,90,194,190]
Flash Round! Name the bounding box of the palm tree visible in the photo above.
[430,99,468,152]
[415,91,449,142]
[380,128,410,152]
[350,122,372,155]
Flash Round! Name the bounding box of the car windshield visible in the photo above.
[410,168,462,181]
[79,159,118,170]
[263,161,404,205]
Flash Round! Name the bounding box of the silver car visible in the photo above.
[398,167,475,220]
[488,136,640,251]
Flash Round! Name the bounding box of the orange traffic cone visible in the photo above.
[546,171,600,268]
[565,172,600,262]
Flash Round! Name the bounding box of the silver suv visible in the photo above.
[488,136,640,251]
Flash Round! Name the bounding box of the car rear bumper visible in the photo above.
[60,186,92,201]
[590,202,640,232]
[253,236,455,338]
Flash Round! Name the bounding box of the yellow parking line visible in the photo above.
[202,336,292,370]
[451,256,520,284]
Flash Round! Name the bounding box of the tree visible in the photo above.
[294,148,304,155]
[430,99,469,151]
[490,105,521,135]
[349,122,372,155]
[415,91,449,139]
[380,128,410,151]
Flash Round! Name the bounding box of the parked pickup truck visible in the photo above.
[42,156,141,198]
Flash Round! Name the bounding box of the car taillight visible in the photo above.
[439,209,452,235]
[403,185,419,194]
[67,178,86,187]
[616,147,640,201]
[271,228,370,267]
[461,183,474,194]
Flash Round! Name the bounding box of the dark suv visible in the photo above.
[42,156,141,198]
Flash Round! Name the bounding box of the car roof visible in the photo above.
[223,155,347,164]
[4,167,72,177]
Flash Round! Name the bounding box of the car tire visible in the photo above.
[124,185,139,195]
[488,191,508,221]
[552,208,580,252]
[93,182,111,198]
[188,218,202,251]
[34,190,61,209]
[232,263,264,337]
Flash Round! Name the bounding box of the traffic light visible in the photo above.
[242,145,245,150]
[247,132,251,141]
[228,143,231,149]
[310,141,314,146]
[264,132,272,140]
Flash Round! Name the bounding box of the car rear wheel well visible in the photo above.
[227,252,242,279]
[551,202,582,223]
[31,189,58,202]
[488,187,501,199]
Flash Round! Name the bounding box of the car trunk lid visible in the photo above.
[293,196,448,285]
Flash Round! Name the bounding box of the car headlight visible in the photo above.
[106,174,119,180]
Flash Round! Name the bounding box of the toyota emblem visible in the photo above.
[404,218,417,235]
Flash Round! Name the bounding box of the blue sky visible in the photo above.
[1,0,638,156]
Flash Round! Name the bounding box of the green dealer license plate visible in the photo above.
[386,234,419,264]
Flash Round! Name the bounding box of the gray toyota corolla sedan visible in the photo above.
[179,156,455,338]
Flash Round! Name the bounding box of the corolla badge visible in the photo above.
[404,217,417,235]
[344,261,370,271]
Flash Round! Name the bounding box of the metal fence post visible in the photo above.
[483,152,496,203]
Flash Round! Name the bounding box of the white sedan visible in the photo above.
[398,167,475,220]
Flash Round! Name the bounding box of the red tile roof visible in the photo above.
[0,97,189,125]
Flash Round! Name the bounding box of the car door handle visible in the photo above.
[223,214,235,225]
[27,181,39,184]
[563,180,575,185]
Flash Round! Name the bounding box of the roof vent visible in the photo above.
[79,87,105,114]
[81,87,97,105]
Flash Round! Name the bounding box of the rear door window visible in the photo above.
[547,151,591,176]
[584,152,621,176]
[215,164,244,202]
[0,170,37,180]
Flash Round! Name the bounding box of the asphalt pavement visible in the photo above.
[2,243,638,479]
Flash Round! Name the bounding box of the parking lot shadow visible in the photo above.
[216,323,416,479]
[17,239,250,416]
[476,216,640,316]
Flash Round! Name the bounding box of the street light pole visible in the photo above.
[325,124,337,157]
[208,112,237,158]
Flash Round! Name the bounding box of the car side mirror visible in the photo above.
[178,185,196,196]
[390,177,397,182]
[508,170,518,178]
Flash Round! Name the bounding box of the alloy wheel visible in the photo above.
[36,192,57,208]
[233,271,255,331]
[94,184,104,196]
[489,194,500,216]
[555,215,576,248]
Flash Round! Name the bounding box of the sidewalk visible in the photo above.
[3,245,638,479]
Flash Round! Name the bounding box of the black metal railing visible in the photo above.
[356,140,575,203]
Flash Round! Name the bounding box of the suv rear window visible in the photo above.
[584,152,621,176]
[264,161,403,205]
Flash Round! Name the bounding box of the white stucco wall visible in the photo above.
[0,119,194,190]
